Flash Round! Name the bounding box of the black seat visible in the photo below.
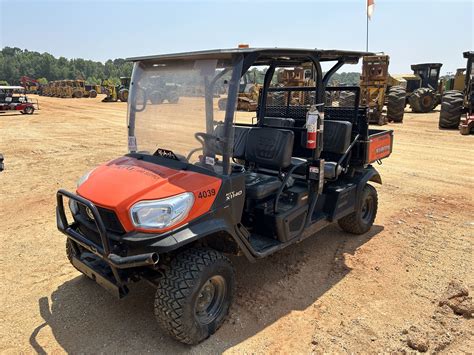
[322,120,353,179]
[262,117,295,127]
[289,120,352,179]
[245,173,281,199]
[323,120,352,154]
[244,127,294,199]
[214,124,250,159]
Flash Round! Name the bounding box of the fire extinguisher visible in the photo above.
[306,105,323,150]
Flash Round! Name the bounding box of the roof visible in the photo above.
[127,48,374,64]
[0,86,25,90]
[411,63,443,70]
[464,51,474,59]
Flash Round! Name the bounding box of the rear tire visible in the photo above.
[118,88,129,102]
[339,91,356,107]
[89,90,98,98]
[154,248,234,345]
[23,106,34,115]
[150,90,163,105]
[409,88,436,113]
[218,98,227,110]
[386,86,406,122]
[338,184,378,235]
[168,91,179,104]
[439,90,463,129]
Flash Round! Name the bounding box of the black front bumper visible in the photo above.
[56,189,159,298]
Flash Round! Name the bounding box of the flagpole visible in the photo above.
[366,4,369,52]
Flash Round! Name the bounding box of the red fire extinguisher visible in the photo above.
[306,105,322,149]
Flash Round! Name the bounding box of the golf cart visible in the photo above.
[56,48,393,344]
[0,86,38,115]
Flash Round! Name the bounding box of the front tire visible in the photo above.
[338,184,378,235]
[409,88,436,113]
[439,90,463,129]
[154,248,234,345]
[386,86,406,122]
[65,239,87,275]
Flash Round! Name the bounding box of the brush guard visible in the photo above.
[56,189,159,298]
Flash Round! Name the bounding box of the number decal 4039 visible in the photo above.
[198,189,216,199]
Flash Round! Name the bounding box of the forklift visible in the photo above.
[56,48,394,345]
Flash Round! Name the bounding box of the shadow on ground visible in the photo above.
[31,224,383,353]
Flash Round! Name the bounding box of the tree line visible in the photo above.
[0,47,133,86]
[0,47,361,87]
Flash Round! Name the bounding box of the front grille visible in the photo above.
[76,204,126,235]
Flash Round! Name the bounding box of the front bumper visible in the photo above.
[56,189,159,298]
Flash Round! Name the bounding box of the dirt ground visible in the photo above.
[1,95,472,354]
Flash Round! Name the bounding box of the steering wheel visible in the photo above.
[194,132,216,145]
[187,132,220,162]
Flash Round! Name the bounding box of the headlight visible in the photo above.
[68,199,79,214]
[77,170,93,188]
[130,193,194,229]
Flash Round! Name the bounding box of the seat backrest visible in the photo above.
[214,124,250,159]
[262,117,295,128]
[323,120,353,154]
[245,128,294,169]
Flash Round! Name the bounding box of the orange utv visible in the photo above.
[56,48,393,344]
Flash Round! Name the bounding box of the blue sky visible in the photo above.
[1,0,472,74]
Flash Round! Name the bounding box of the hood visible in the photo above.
[76,156,222,233]
[77,156,189,207]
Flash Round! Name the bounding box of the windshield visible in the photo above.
[127,56,243,174]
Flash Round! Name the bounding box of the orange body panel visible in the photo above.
[77,156,222,233]
[368,133,392,163]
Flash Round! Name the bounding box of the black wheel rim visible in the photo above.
[361,195,374,224]
[194,275,226,325]
[422,95,433,109]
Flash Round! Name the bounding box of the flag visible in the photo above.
[367,0,375,20]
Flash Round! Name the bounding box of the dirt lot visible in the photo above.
[1,95,472,353]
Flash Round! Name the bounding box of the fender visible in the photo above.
[355,166,382,199]
[123,214,255,262]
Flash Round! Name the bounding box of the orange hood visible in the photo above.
[77,156,222,233]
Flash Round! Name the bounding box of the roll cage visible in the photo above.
[127,48,372,174]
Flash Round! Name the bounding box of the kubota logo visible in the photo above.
[86,208,94,220]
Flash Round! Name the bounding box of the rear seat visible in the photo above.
[262,117,295,127]
[290,120,353,179]
[215,119,351,183]
[321,120,353,179]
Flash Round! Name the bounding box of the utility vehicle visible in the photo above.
[0,86,38,114]
[56,48,393,345]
